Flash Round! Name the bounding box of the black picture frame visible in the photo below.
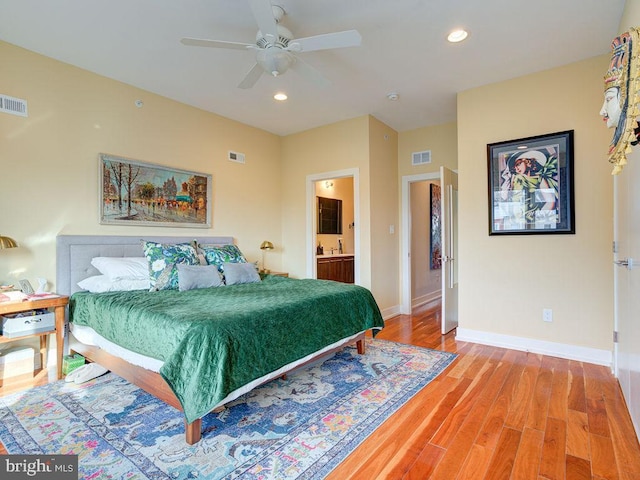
[317,196,343,234]
[429,183,442,270]
[487,130,575,235]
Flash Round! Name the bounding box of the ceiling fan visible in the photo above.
[180,0,362,89]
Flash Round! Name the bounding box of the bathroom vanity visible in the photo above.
[317,254,354,283]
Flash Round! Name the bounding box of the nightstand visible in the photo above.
[267,271,288,277]
[0,295,69,380]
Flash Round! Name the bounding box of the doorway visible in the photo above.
[401,169,458,333]
[306,168,360,282]
[401,172,440,314]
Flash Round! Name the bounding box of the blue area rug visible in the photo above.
[0,339,456,479]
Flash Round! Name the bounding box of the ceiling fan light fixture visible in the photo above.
[181,0,361,89]
[274,92,288,101]
[447,29,468,43]
[257,49,293,76]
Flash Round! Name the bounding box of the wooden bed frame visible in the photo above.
[56,235,367,444]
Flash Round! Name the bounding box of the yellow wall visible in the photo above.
[0,42,283,287]
[368,116,399,310]
[397,122,457,310]
[1,36,619,348]
[621,0,640,34]
[281,116,372,283]
[457,55,614,351]
[398,122,457,177]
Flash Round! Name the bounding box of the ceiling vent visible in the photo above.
[0,94,28,117]
[412,150,431,166]
[228,151,245,164]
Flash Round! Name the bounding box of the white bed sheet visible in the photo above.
[70,322,363,409]
[70,323,164,372]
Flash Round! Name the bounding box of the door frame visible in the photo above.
[401,172,440,314]
[306,168,360,283]
[613,174,619,376]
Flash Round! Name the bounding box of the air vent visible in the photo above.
[228,151,245,164]
[412,150,431,165]
[0,94,28,117]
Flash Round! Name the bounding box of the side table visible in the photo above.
[0,295,69,380]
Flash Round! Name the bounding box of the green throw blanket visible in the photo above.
[69,275,384,423]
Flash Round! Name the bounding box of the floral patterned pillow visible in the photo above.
[197,244,247,273]
[142,241,200,291]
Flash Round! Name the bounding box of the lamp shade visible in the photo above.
[260,241,274,250]
[0,236,17,249]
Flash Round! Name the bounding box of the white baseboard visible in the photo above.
[456,328,612,368]
[412,292,441,308]
[380,305,401,320]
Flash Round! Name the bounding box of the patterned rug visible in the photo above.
[0,339,456,479]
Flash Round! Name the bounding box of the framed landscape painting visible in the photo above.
[99,153,212,228]
[487,130,574,235]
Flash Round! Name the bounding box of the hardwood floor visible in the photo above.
[327,302,640,479]
[1,301,639,479]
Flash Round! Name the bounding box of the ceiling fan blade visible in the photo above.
[288,30,362,53]
[238,63,264,89]
[248,0,279,45]
[181,37,253,50]
[290,58,331,88]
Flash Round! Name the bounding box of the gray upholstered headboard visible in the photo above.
[56,235,234,296]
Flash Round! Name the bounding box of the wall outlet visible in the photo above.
[543,309,553,322]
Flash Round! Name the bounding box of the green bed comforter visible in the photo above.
[69,275,384,423]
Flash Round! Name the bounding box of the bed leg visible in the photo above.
[356,339,365,354]
[185,418,202,445]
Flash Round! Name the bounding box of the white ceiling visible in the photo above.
[1,0,626,136]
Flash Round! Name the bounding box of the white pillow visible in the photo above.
[177,264,224,291]
[77,275,150,293]
[90,257,149,281]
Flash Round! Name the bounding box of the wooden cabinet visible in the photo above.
[342,256,354,283]
[317,255,354,283]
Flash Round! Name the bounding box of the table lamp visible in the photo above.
[0,235,17,290]
[0,235,17,249]
[260,241,274,273]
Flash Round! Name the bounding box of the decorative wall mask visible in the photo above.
[601,27,640,175]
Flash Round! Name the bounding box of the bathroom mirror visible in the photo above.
[317,196,342,234]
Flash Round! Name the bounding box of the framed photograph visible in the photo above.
[99,153,212,228]
[487,130,574,235]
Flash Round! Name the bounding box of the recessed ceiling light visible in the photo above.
[387,92,399,101]
[274,92,288,101]
[447,29,468,43]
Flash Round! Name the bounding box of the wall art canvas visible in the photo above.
[430,183,442,270]
[100,153,212,228]
[487,130,574,235]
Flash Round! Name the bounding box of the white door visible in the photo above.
[614,153,640,437]
[441,167,459,334]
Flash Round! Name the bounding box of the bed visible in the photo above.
[56,235,384,444]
